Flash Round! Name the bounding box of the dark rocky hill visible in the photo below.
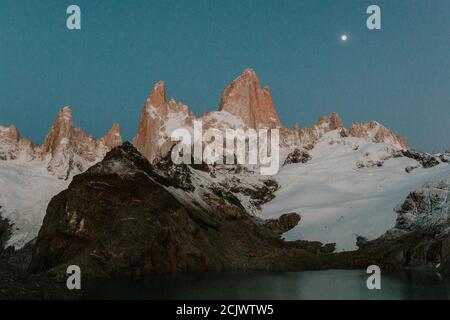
[29,143,332,278]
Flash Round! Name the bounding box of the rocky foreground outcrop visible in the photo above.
[0,260,75,299]
[1,213,71,299]
[263,213,301,235]
[335,176,450,273]
[0,213,11,252]
[29,143,331,278]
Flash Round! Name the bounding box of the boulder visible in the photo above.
[263,212,301,235]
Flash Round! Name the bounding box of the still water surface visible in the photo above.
[85,269,450,300]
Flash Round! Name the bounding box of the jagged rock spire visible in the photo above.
[218,68,282,129]
[102,122,122,149]
[133,81,195,162]
[42,106,74,156]
[41,106,119,179]
[147,80,167,110]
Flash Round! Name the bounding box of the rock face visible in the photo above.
[347,121,408,150]
[42,107,122,179]
[400,149,440,169]
[313,112,344,133]
[101,123,123,149]
[263,213,301,235]
[0,125,36,161]
[0,213,11,252]
[0,259,76,299]
[394,178,450,233]
[440,152,450,163]
[133,81,195,162]
[151,148,280,214]
[29,143,330,277]
[218,68,282,129]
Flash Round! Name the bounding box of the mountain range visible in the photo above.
[1,68,449,262]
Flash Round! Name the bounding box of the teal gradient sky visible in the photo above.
[0,0,449,152]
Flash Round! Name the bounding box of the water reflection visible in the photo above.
[85,270,450,300]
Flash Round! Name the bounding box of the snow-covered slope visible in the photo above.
[0,159,69,249]
[261,131,450,252]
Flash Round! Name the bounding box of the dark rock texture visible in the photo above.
[2,239,35,271]
[0,213,11,252]
[1,215,70,300]
[154,148,280,213]
[0,260,75,300]
[439,152,450,163]
[29,143,331,278]
[263,212,301,235]
[284,149,311,165]
[334,232,447,271]
[400,149,440,169]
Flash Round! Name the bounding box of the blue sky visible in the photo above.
[0,0,449,152]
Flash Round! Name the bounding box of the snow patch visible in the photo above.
[0,159,69,249]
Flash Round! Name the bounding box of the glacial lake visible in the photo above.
[84,269,450,300]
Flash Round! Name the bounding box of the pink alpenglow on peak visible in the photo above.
[317,112,344,131]
[133,81,195,162]
[0,106,122,178]
[130,69,410,164]
[0,69,412,174]
[147,80,167,110]
[3,124,20,141]
[102,122,123,149]
[42,106,122,179]
[42,106,74,157]
[0,124,36,161]
[348,121,408,150]
[289,112,345,146]
[218,68,282,129]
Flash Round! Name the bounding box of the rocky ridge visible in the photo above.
[1,68,411,176]
[29,143,331,277]
[1,106,123,180]
[131,69,409,165]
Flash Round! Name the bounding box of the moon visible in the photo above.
[340,34,349,42]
